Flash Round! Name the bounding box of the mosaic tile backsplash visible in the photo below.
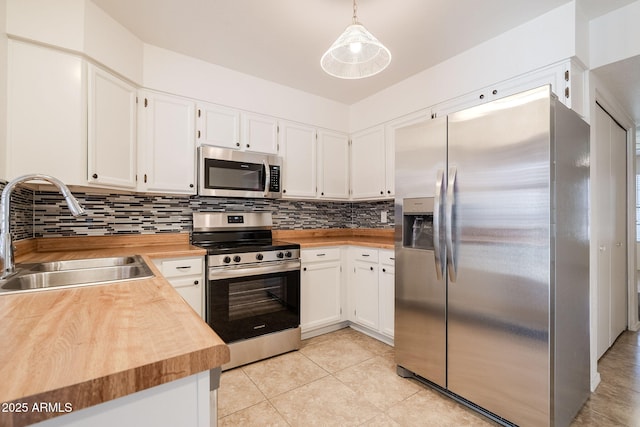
[2,181,395,240]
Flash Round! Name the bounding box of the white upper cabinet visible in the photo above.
[433,59,585,118]
[87,64,137,189]
[6,40,86,184]
[196,102,241,149]
[317,130,350,200]
[350,126,386,200]
[242,112,279,154]
[139,91,197,194]
[280,121,317,198]
[196,103,278,154]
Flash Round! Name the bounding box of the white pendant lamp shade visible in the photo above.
[321,1,391,79]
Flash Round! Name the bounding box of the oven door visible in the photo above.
[206,260,300,343]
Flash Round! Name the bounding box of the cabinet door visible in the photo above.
[6,40,86,184]
[301,261,342,332]
[170,276,204,318]
[352,260,379,330]
[242,112,278,154]
[88,64,137,189]
[379,263,395,338]
[318,130,349,200]
[351,126,386,199]
[196,102,240,149]
[280,121,317,198]
[140,92,196,194]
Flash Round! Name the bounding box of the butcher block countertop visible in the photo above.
[274,228,394,249]
[0,234,228,427]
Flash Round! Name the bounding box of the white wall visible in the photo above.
[142,44,349,132]
[590,1,640,69]
[349,2,579,132]
[0,0,7,180]
[5,0,143,84]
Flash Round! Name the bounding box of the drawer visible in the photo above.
[301,247,341,263]
[379,250,395,266]
[352,247,379,263]
[156,257,203,278]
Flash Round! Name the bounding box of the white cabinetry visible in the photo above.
[350,126,387,200]
[196,102,240,149]
[280,121,317,198]
[378,250,395,338]
[138,91,196,194]
[242,112,279,154]
[153,257,204,318]
[317,130,350,200]
[433,59,585,118]
[6,39,86,184]
[87,64,137,189]
[348,246,395,342]
[196,103,278,154]
[349,248,380,330]
[301,248,343,334]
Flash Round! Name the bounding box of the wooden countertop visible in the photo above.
[274,228,394,249]
[0,234,228,427]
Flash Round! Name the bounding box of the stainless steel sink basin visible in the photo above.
[0,255,154,294]
[28,256,139,272]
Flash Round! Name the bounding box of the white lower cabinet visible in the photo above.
[301,248,343,334]
[153,256,204,318]
[378,250,395,338]
[349,248,380,330]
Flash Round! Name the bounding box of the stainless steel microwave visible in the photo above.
[198,145,282,198]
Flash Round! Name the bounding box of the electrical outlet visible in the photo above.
[381,210,388,223]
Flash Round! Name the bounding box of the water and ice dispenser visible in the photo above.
[402,197,434,250]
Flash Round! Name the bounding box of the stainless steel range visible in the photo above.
[192,212,301,370]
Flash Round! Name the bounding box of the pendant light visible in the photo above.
[321,0,391,79]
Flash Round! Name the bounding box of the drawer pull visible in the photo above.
[175,266,192,270]
[316,253,326,257]
[362,254,370,257]
[390,257,395,260]
[194,280,199,285]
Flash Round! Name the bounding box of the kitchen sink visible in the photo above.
[0,255,154,294]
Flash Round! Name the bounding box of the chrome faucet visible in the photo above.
[0,174,86,279]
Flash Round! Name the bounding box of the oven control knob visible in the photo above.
[233,255,241,263]
[256,253,264,261]
[285,251,292,258]
[223,256,231,264]
[277,252,284,259]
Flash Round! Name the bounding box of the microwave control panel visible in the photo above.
[269,165,281,192]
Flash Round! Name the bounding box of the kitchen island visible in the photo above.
[0,234,229,427]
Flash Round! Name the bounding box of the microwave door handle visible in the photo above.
[263,160,271,197]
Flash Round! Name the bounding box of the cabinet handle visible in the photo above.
[189,184,194,188]
[176,266,192,270]
[144,174,147,183]
[246,144,250,148]
[380,191,383,195]
[236,142,240,147]
[390,257,395,261]
[479,94,485,100]
[492,89,498,95]
[321,192,324,196]
[370,266,374,271]
[382,268,386,273]
[283,189,287,194]
[362,254,370,257]
[316,253,326,257]
[92,173,98,179]
[387,190,391,194]
[193,280,199,285]
[303,267,307,271]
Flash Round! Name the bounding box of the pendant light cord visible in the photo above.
[352,0,358,24]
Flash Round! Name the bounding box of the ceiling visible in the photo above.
[91,0,639,119]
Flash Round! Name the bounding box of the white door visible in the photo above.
[352,260,379,330]
[88,65,137,189]
[140,92,196,194]
[301,261,342,331]
[318,130,349,200]
[280,121,316,198]
[351,126,385,199]
[596,104,628,358]
[242,113,278,154]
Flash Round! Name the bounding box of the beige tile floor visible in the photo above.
[215,327,640,426]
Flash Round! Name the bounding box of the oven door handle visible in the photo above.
[208,260,300,280]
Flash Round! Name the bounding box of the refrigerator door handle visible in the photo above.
[433,169,445,280]
[446,166,458,282]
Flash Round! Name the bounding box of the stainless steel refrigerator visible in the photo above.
[394,85,590,427]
